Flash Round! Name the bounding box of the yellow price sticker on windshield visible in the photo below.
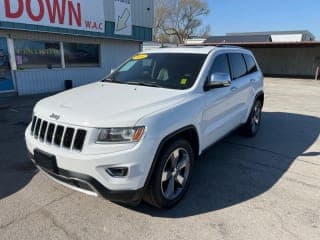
[132,54,148,60]
[180,78,188,85]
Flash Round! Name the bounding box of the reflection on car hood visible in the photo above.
[34,82,187,127]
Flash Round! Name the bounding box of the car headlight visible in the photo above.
[97,127,145,143]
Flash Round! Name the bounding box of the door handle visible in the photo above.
[231,87,238,92]
[250,79,256,83]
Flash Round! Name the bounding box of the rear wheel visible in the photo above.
[242,100,262,137]
[143,139,194,208]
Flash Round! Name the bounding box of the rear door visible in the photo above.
[243,53,262,104]
[228,53,253,123]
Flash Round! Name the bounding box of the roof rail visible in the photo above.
[180,44,212,48]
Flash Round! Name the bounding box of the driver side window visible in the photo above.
[210,54,231,76]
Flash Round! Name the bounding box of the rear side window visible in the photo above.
[210,54,230,76]
[244,54,258,74]
[229,53,247,80]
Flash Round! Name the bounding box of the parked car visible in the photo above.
[25,46,264,208]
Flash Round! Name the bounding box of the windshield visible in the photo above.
[103,53,207,90]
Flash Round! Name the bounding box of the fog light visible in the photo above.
[106,167,128,177]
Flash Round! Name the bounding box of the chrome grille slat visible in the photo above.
[43,121,50,142]
[39,120,44,139]
[46,123,55,143]
[70,128,77,151]
[60,127,67,148]
[31,116,37,135]
[34,118,42,138]
[52,124,58,144]
[39,121,48,141]
[30,115,86,152]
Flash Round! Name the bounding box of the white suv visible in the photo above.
[25,46,264,208]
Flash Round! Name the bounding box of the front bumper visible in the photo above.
[25,124,158,203]
[29,151,144,204]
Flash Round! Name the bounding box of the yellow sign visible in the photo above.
[132,53,148,60]
[180,78,188,85]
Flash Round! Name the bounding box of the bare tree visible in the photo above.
[153,0,169,41]
[154,0,210,44]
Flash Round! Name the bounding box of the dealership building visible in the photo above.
[0,0,153,95]
[202,31,320,79]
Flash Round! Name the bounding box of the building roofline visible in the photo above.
[226,30,314,37]
[186,41,320,48]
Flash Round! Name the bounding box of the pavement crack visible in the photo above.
[40,208,79,240]
[42,192,74,208]
[282,177,320,190]
[224,141,293,159]
[0,220,15,230]
[273,211,302,240]
[0,192,73,231]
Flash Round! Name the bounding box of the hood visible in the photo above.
[34,82,187,127]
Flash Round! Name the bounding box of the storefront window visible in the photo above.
[64,43,100,67]
[14,40,61,69]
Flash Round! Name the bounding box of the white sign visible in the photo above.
[114,0,132,36]
[0,0,105,33]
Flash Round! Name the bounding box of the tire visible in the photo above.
[242,100,263,137]
[143,139,194,208]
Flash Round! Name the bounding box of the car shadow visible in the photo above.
[128,111,320,218]
[0,97,39,200]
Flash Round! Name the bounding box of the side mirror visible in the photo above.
[110,68,116,74]
[205,73,231,90]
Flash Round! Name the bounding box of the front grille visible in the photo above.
[30,116,87,151]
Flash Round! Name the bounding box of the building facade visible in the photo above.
[203,31,320,79]
[0,0,153,95]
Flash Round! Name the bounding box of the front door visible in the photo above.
[0,38,14,92]
[202,54,239,149]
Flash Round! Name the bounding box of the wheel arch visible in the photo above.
[256,90,264,107]
[143,125,200,190]
[243,90,264,123]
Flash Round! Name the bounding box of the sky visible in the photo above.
[204,0,320,39]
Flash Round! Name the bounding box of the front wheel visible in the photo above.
[143,139,194,208]
[242,100,262,137]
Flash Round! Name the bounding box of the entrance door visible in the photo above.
[0,38,14,92]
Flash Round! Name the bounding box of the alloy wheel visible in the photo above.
[160,148,191,200]
[251,102,262,133]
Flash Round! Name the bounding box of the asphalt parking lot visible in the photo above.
[0,78,319,240]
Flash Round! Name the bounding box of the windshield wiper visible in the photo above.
[126,81,162,88]
[101,77,123,84]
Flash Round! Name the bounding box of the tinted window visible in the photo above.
[229,53,247,79]
[108,53,207,90]
[14,39,61,69]
[244,54,258,74]
[211,54,230,76]
[64,43,100,67]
